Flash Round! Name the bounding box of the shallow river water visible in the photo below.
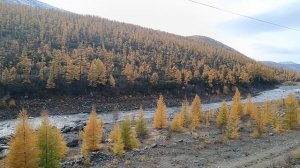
[1,84,300,138]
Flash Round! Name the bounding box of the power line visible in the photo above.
[187,0,300,32]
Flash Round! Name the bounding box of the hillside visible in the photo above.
[0,2,298,98]
[0,0,58,9]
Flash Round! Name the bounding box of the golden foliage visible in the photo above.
[135,107,147,138]
[226,104,241,140]
[284,93,299,129]
[109,123,121,143]
[121,117,139,150]
[190,95,203,129]
[153,95,168,129]
[81,106,104,154]
[216,101,228,129]
[171,113,183,132]
[244,94,252,116]
[7,109,40,168]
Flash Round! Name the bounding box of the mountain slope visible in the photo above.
[0,0,58,9]
[0,3,298,97]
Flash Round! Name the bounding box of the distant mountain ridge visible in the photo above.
[0,0,59,9]
[261,61,300,72]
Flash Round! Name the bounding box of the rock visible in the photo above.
[0,136,10,145]
[269,132,274,136]
[71,124,84,132]
[0,149,9,159]
[62,156,85,168]
[0,145,9,151]
[61,126,72,133]
[177,139,184,143]
[150,143,158,148]
[66,139,79,147]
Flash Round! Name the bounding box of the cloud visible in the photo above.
[219,1,300,35]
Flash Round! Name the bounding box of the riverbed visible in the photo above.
[1,84,299,138]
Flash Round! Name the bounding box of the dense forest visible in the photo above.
[0,2,298,97]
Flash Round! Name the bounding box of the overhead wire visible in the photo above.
[187,0,300,32]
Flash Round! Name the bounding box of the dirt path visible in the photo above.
[212,131,300,168]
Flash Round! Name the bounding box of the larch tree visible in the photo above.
[121,117,139,150]
[87,59,107,87]
[190,95,203,129]
[171,113,183,132]
[232,89,243,116]
[244,94,252,116]
[284,94,299,129]
[113,135,124,156]
[135,107,147,138]
[153,95,168,129]
[16,52,32,83]
[109,123,121,143]
[262,99,272,126]
[216,101,228,130]
[179,99,191,128]
[251,108,265,139]
[226,104,241,140]
[80,106,104,154]
[38,112,68,168]
[7,109,40,168]
[150,72,159,85]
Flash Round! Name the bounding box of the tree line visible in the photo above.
[0,3,299,97]
[1,92,299,167]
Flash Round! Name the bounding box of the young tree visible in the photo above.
[171,113,183,132]
[135,107,147,138]
[150,72,159,85]
[113,135,124,156]
[232,89,243,116]
[226,104,241,140]
[179,99,191,128]
[262,99,272,126]
[109,123,121,143]
[216,101,228,130]
[251,108,265,139]
[284,94,299,129]
[81,106,104,154]
[190,95,203,129]
[121,117,139,150]
[7,109,40,168]
[87,59,107,87]
[38,112,68,168]
[153,95,168,129]
[244,94,252,116]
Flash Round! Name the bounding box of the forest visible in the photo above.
[0,3,299,98]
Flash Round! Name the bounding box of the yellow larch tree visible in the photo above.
[190,95,203,129]
[226,104,241,140]
[179,99,191,128]
[284,93,299,130]
[120,117,139,150]
[153,95,168,129]
[80,106,104,154]
[109,123,121,143]
[87,59,107,87]
[7,108,40,168]
[113,135,124,156]
[135,107,147,138]
[251,107,265,139]
[262,99,272,126]
[232,89,243,116]
[38,112,68,168]
[150,72,159,85]
[244,94,252,116]
[216,101,229,130]
[171,112,183,132]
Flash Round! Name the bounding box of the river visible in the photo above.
[1,84,300,138]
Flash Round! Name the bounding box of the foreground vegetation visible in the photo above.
[1,90,299,167]
[0,3,299,98]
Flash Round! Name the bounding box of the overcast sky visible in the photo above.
[39,0,300,63]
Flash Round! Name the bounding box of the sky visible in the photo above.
[39,0,300,63]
